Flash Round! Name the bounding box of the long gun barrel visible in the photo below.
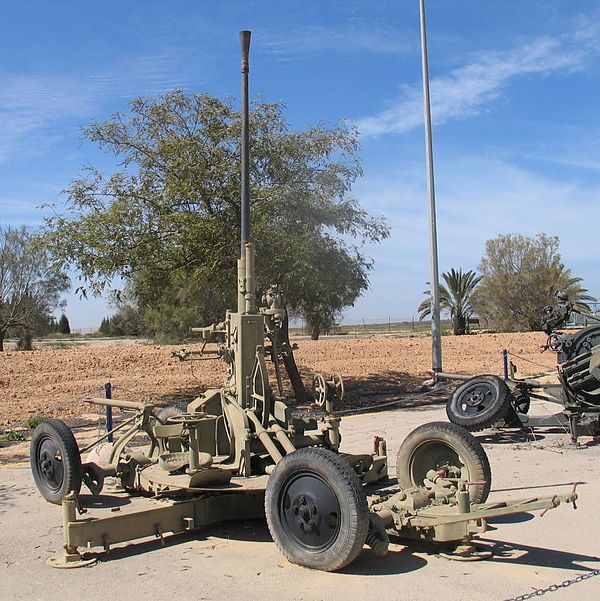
[240,30,251,254]
[237,31,253,313]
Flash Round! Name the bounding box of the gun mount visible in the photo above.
[30,32,578,572]
[443,291,600,444]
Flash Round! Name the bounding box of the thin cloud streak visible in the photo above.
[262,24,413,59]
[0,198,46,227]
[0,75,93,162]
[0,46,204,163]
[355,34,590,137]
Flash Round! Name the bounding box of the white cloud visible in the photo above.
[262,24,412,59]
[356,35,588,137]
[0,198,47,227]
[344,156,600,320]
[88,49,199,97]
[0,75,94,161]
[573,14,600,51]
[0,46,203,163]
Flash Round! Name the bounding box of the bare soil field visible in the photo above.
[0,331,555,430]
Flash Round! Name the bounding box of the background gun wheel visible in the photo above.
[156,404,185,423]
[30,419,82,504]
[312,374,327,407]
[331,373,345,400]
[396,421,491,503]
[265,447,368,571]
[446,375,512,431]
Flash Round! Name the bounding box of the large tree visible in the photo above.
[43,91,388,340]
[473,233,594,331]
[418,268,482,335]
[0,226,69,350]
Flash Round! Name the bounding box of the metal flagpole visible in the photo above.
[419,0,442,372]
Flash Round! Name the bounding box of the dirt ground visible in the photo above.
[1,403,599,601]
[0,331,556,430]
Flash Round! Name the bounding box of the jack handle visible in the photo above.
[540,482,580,517]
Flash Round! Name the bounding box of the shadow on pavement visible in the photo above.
[0,482,30,514]
[84,518,430,577]
[90,519,273,564]
[475,430,547,444]
[480,537,600,571]
[342,546,428,576]
[79,493,132,509]
[486,511,535,525]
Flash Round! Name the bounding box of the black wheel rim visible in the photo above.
[455,381,498,416]
[409,441,465,487]
[278,471,341,552]
[35,435,64,493]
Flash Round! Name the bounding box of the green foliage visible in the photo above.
[24,416,44,430]
[43,91,388,341]
[418,268,482,335]
[57,313,71,334]
[0,226,69,351]
[5,430,26,442]
[0,416,43,444]
[288,237,371,339]
[99,317,110,335]
[99,304,145,337]
[473,233,594,331]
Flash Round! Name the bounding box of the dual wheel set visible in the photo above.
[265,421,491,570]
[30,419,491,571]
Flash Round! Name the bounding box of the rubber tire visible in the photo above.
[446,375,513,432]
[30,419,82,504]
[396,421,491,504]
[156,404,185,423]
[265,447,369,572]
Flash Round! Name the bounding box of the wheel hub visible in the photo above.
[280,472,341,550]
[292,494,320,531]
[411,441,465,488]
[467,391,486,405]
[460,383,494,413]
[40,456,52,474]
[37,439,64,492]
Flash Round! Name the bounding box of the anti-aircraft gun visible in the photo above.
[445,291,600,443]
[30,31,578,572]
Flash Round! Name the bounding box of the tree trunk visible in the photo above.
[0,331,4,351]
[17,327,32,351]
[310,323,320,340]
[453,315,467,336]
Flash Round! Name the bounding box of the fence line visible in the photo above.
[289,316,447,336]
[71,327,97,335]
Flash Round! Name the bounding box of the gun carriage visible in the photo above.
[30,31,577,572]
[443,292,600,444]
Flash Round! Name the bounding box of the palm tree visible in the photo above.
[555,267,595,313]
[418,268,482,335]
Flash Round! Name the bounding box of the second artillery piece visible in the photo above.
[30,31,579,572]
[444,291,600,444]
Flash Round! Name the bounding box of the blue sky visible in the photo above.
[1,1,599,329]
